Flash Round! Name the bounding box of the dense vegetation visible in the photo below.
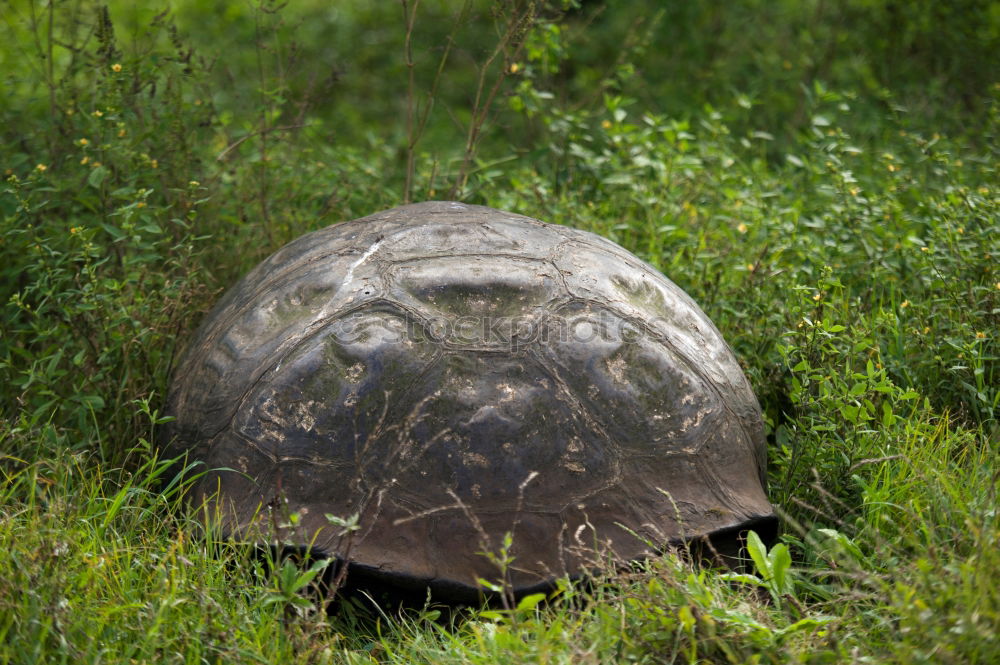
[1,1,997,662]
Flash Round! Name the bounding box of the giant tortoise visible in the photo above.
[160,201,776,602]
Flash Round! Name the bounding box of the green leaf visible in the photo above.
[768,544,793,596]
[601,173,633,186]
[817,528,866,562]
[515,592,547,612]
[279,560,299,590]
[87,165,108,189]
[101,486,131,530]
[677,605,696,631]
[79,394,105,410]
[476,577,504,594]
[882,401,895,427]
[777,617,835,636]
[718,572,765,587]
[746,530,771,579]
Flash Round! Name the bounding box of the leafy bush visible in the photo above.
[1,7,216,462]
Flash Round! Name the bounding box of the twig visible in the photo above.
[402,0,420,203]
[401,0,470,203]
[215,124,308,162]
[450,2,538,199]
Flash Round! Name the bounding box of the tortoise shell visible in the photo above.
[161,201,776,601]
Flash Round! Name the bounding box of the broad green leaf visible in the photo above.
[476,578,503,594]
[746,530,771,579]
[718,572,765,587]
[478,610,505,621]
[87,165,108,188]
[79,394,105,410]
[818,528,866,562]
[768,543,793,596]
[777,616,835,636]
[516,593,547,612]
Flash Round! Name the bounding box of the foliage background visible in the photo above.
[1,1,997,663]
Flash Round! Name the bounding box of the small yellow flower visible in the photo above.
[150,159,158,169]
[746,263,756,272]
[80,156,89,165]
[900,300,910,308]
[35,163,47,172]
[188,180,200,187]
[601,119,612,129]
[70,226,81,234]
[92,161,102,168]
[956,227,964,234]
[136,202,146,209]
[923,326,930,334]
[111,63,122,72]
[78,138,89,146]
[737,223,748,234]
[93,110,103,117]
[813,292,822,301]
[508,62,520,74]
[887,164,897,172]
[849,187,859,197]
[995,282,1000,290]
[194,98,203,106]
[975,331,986,339]
[920,246,929,252]
[118,129,126,138]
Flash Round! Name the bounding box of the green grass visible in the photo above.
[2,1,998,663]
